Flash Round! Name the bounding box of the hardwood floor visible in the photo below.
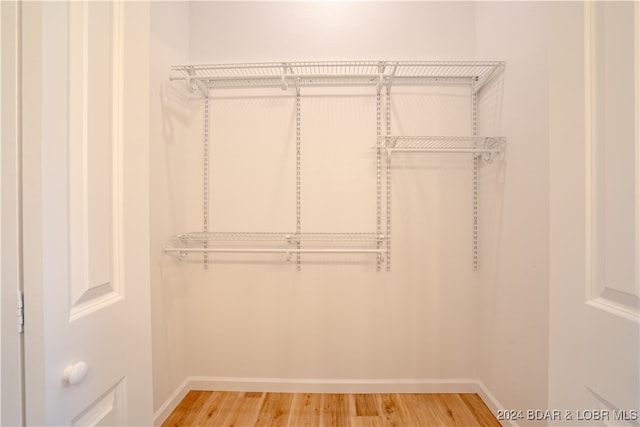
[162,391,502,427]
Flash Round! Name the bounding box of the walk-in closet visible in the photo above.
[5,1,637,425]
[147,2,639,425]
[149,2,534,423]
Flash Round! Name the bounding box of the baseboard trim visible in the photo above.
[476,381,516,427]
[188,376,482,394]
[152,377,190,427]
[153,376,508,426]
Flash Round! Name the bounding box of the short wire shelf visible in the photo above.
[378,136,506,162]
[170,61,505,95]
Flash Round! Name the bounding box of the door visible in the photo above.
[549,2,639,426]
[21,2,152,425]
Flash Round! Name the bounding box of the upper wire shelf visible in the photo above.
[170,61,505,96]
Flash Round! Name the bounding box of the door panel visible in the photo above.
[68,1,123,321]
[71,378,126,427]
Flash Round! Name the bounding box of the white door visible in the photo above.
[549,2,639,426]
[21,2,152,425]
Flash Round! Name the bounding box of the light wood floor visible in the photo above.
[162,391,502,427]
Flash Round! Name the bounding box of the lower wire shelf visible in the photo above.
[164,231,388,262]
[164,246,388,260]
[175,231,384,242]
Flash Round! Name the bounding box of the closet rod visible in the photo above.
[164,248,387,255]
[386,147,502,155]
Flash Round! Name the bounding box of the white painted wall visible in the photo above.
[181,1,482,383]
[475,3,551,422]
[188,2,476,63]
[149,1,192,414]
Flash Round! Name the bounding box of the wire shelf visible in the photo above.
[378,136,506,161]
[175,231,385,243]
[170,61,504,94]
[166,231,387,262]
[177,232,287,242]
[163,247,388,260]
[296,232,385,242]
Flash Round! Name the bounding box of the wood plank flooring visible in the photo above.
[162,391,502,427]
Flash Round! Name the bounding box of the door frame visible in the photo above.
[1,1,25,425]
[20,1,46,423]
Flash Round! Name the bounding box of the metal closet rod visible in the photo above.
[164,248,388,255]
[385,147,504,162]
[175,231,386,242]
[387,147,500,153]
[164,247,388,262]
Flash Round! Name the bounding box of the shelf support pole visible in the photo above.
[472,84,479,271]
[376,85,382,271]
[296,87,302,271]
[385,84,392,272]
[203,95,210,269]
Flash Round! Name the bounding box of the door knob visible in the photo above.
[63,361,89,385]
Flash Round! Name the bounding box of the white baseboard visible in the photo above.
[152,377,190,427]
[476,381,516,427]
[153,376,508,426]
[187,376,482,394]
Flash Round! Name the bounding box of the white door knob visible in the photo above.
[63,361,89,385]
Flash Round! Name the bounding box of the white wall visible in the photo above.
[178,1,483,385]
[188,2,476,63]
[153,0,488,389]
[149,1,192,414]
[474,2,551,422]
